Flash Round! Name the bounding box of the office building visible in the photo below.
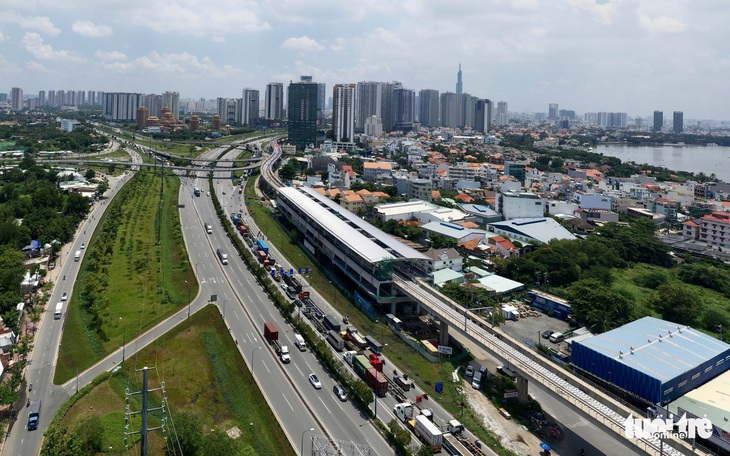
[474,99,492,133]
[242,88,259,126]
[287,77,319,150]
[673,111,683,133]
[418,89,439,127]
[653,111,663,133]
[460,93,475,128]
[355,81,381,132]
[10,87,23,111]
[496,101,508,126]
[332,83,357,143]
[455,64,463,95]
[265,83,284,120]
[548,103,559,120]
[102,92,143,121]
[393,87,415,132]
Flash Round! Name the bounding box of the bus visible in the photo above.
[28,400,41,431]
[194,187,201,197]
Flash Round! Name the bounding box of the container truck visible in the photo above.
[323,315,341,332]
[414,414,443,452]
[366,367,389,397]
[343,350,358,365]
[264,322,288,361]
[54,302,63,319]
[326,330,344,351]
[344,326,368,349]
[364,335,382,353]
[352,355,371,378]
[256,239,269,254]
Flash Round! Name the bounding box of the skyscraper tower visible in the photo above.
[265,83,284,120]
[242,88,260,126]
[548,103,559,120]
[455,64,463,95]
[332,84,357,143]
[10,87,23,111]
[673,111,683,133]
[287,77,319,150]
[653,111,663,133]
[418,89,440,127]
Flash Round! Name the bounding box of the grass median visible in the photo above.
[55,169,196,384]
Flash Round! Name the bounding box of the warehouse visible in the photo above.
[571,316,730,406]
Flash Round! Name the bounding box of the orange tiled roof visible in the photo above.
[432,190,442,200]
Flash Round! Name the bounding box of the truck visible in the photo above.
[27,400,41,431]
[323,315,341,332]
[326,330,344,351]
[343,326,368,349]
[194,186,201,197]
[501,304,520,321]
[343,350,358,365]
[54,302,63,320]
[366,367,389,397]
[74,250,81,262]
[294,334,306,351]
[299,291,310,300]
[238,224,250,237]
[364,335,383,354]
[352,355,372,378]
[217,248,229,265]
[394,402,435,423]
[257,250,268,263]
[232,213,242,226]
[368,353,384,372]
[256,239,269,254]
[414,414,443,452]
[264,322,288,360]
[394,373,414,391]
[279,345,291,363]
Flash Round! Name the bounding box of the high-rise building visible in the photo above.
[548,103,559,120]
[673,111,683,133]
[440,92,460,128]
[38,91,46,107]
[287,78,319,150]
[496,101,509,126]
[162,91,180,120]
[653,111,663,133]
[332,84,357,143]
[317,82,326,125]
[355,81,381,133]
[393,87,415,132]
[102,92,143,120]
[265,82,284,120]
[456,64,463,95]
[87,90,96,106]
[242,88,259,126]
[363,116,382,137]
[11,87,24,111]
[418,89,439,127]
[460,93,475,128]
[48,90,56,107]
[474,99,492,133]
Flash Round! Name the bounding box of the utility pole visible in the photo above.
[125,366,168,455]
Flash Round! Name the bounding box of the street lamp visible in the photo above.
[300,428,315,455]
[251,346,262,381]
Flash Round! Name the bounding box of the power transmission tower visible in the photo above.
[124,366,168,456]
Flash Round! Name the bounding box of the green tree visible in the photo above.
[429,234,457,249]
[85,169,96,180]
[648,283,703,325]
[199,429,239,456]
[74,415,104,452]
[566,279,636,333]
[41,426,85,456]
[167,412,202,456]
[417,445,435,456]
[96,178,110,197]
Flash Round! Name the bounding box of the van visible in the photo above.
[204,222,212,234]
[294,334,306,351]
[217,248,228,265]
[471,371,482,389]
[333,384,347,402]
[549,332,565,343]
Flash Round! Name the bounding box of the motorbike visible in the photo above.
[28,384,32,392]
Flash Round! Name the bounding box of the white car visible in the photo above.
[61,292,68,301]
[464,365,474,377]
[80,243,86,249]
[206,191,210,196]
[308,373,322,389]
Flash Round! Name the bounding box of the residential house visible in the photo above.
[422,248,463,273]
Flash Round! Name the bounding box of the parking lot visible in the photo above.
[498,311,571,351]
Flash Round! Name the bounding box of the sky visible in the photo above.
[1,0,729,120]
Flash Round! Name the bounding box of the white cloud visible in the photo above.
[21,32,83,61]
[26,60,50,72]
[211,35,226,43]
[103,51,242,79]
[126,1,269,35]
[282,36,324,52]
[95,50,127,61]
[638,15,687,33]
[2,11,61,36]
[0,31,5,42]
[72,20,112,37]
[330,38,346,52]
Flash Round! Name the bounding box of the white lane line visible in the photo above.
[233,311,239,321]
[294,364,303,376]
[318,397,331,415]
[282,394,294,411]
[263,361,271,374]
[247,333,254,343]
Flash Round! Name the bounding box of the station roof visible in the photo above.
[488,218,577,243]
[421,221,488,240]
[278,186,429,264]
[574,316,730,382]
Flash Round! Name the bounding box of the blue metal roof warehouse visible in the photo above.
[571,316,730,405]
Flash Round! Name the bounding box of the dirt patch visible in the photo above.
[463,380,547,456]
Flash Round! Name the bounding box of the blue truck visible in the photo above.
[256,239,269,254]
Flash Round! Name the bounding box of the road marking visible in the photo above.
[336,401,344,412]
[282,394,294,411]
[263,361,271,374]
[237,279,243,287]
[295,364,303,376]
[318,397,331,415]
[246,333,254,343]
[233,311,239,321]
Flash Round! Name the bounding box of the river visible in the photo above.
[595,143,730,183]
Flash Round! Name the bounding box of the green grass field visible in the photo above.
[59,305,293,455]
[55,169,196,384]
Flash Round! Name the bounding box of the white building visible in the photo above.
[265,82,284,120]
[488,218,577,244]
[422,248,463,273]
[500,192,544,220]
[575,192,612,210]
[60,119,81,132]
